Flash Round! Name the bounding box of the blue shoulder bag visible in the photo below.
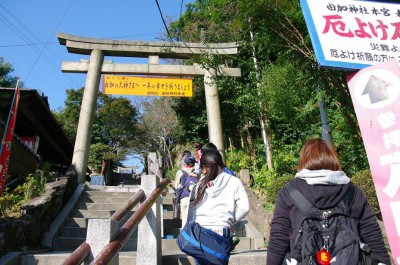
[176,186,233,265]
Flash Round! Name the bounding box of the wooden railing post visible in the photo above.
[136,174,162,265]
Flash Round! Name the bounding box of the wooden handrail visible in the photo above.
[61,242,91,265]
[90,178,170,265]
[61,188,146,265]
[111,189,145,221]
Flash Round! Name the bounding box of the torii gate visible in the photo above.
[58,33,241,183]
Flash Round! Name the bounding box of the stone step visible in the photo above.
[53,231,255,253]
[86,186,142,193]
[79,196,137,204]
[20,250,267,265]
[163,219,181,228]
[42,183,265,265]
[52,237,138,251]
[63,216,179,231]
[59,227,139,238]
[68,210,187,224]
[65,211,143,228]
[75,202,139,211]
[162,204,174,211]
[161,237,254,252]
[162,197,175,204]
[65,217,89,227]
[78,194,174,205]
[82,191,137,198]
[70,209,117,218]
[163,227,180,238]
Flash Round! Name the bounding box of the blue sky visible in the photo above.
[1,0,192,111]
[1,0,192,169]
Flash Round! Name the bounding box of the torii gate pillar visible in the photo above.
[72,49,104,182]
[204,68,225,162]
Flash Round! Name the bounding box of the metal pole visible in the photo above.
[317,84,333,144]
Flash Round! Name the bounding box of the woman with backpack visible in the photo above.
[267,138,391,265]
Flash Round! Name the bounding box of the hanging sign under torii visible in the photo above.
[102,75,193,97]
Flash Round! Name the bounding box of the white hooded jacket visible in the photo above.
[193,172,250,228]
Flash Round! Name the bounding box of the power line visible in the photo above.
[23,0,77,83]
[0,14,61,72]
[154,0,172,40]
[0,33,162,48]
[0,1,85,91]
[0,5,61,73]
[0,42,59,48]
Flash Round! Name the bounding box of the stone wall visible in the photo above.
[0,173,77,256]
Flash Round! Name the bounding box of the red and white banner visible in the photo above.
[347,59,400,265]
[0,88,20,197]
[101,160,106,176]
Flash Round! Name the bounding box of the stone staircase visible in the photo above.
[12,183,266,265]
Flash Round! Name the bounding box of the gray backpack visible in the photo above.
[284,182,381,264]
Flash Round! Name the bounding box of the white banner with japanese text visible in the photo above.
[301,0,400,70]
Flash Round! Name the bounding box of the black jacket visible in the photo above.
[267,178,391,264]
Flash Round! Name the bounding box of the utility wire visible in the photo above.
[153,0,197,59]
[0,2,84,89]
[0,4,62,64]
[154,0,172,41]
[0,41,59,48]
[0,14,61,72]
[23,0,77,83]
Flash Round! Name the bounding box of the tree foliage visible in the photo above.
[167,0,369,177]
[141,97,179,167]
[54,88,142,172]
[0,57,21,88]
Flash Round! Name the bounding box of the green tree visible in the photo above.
[0,57,22,88]
[141,97,179,168]
[167,0,368,176]
[55,88,142,172]
[54,89,82,142]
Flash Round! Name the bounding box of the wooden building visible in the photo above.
[0,88,74,187]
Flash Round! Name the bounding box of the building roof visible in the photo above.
[0,88,74,169]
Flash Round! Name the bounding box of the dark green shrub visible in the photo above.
[0,163,57,218]
[252,165,279,190]
[264,174,294,205]
[225,149,253,174]
[351,169,382,220]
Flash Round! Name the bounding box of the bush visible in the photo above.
[351,169,382,220]
[264,174,294,205]
[252,165,280,190]
[0,163,57,218]
[225,149,253,174]
[165,164,182,181]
